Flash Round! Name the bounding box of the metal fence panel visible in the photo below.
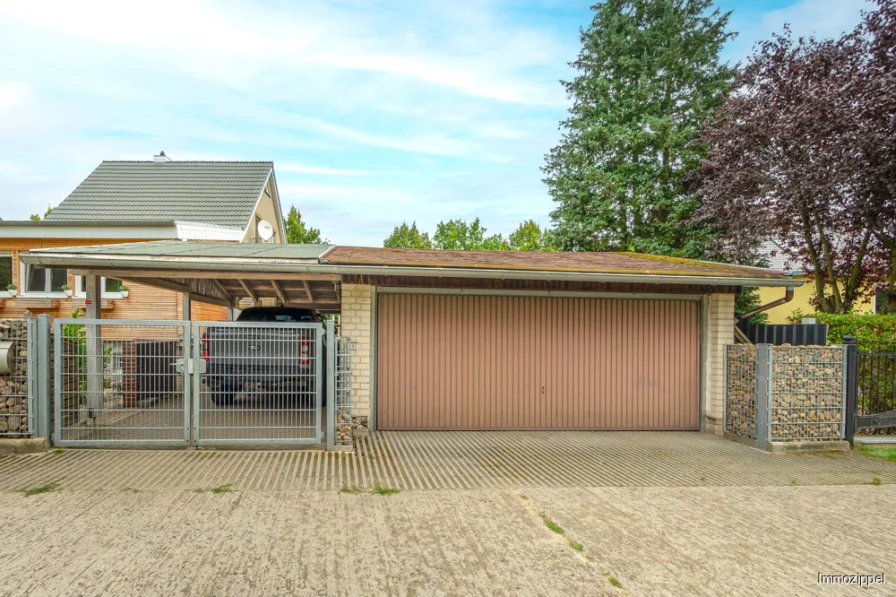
[738,322,828,346]
[0,319,31,438]
[53,319,189,447]
[192,321,323,446]
[855,342,896,433]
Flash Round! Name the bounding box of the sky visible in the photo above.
[0,0,875,246]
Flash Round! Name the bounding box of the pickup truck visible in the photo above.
[201,307,325,406]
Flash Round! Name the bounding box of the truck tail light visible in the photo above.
[201,330,210,362]
[300,338,310,365]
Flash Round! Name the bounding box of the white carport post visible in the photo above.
[182,293,191,321]
[85,274,103,418]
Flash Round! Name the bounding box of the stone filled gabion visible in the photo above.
[770,346,843,441]
[725,345,756,438]
[337,411,353,444]
[0,319,29,437]
[726,345,846,442]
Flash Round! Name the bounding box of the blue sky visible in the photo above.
[0,0,874,245]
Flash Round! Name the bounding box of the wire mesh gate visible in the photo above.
[53,319,326,447]
[54,319,190,447]
[192,321,323,446]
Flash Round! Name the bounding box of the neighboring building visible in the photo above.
[754,240,875,323]
[0,155,285,321]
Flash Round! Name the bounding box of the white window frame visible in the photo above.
[19,262,68,297]
[74,275,124,299]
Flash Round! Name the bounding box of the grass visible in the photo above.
[340,484,365,494]
[119,487,140,494]
[872,477,882,486]
[608,576,623,589]
[858,445,896,462]
[791,479,798,485]
[192,484,235,494]
[373,483,400,496]
[542,516,564,535]
[19,481,61,497]
[519,494,528,500]
[52,448,64,455]
[569,541,584,552]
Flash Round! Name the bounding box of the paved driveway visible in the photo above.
[1,432,894,596]
[2,431,895,491]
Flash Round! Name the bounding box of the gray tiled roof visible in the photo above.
[45,161,274,229]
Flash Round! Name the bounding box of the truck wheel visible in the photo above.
[208,376,235,406]
[212,391,235,406]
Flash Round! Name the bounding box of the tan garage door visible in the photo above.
[376,293,700,431]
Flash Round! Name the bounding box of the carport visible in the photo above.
[21,241,798,447]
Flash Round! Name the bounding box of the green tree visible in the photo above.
[383,221,433,248]
[29,205,55,221]
[284,206,324,244]
[432,218,508,251]
[507,220,556,251]
[543,0,735,258]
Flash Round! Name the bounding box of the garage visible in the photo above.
[21,241,798,440]
[376,292,700,431]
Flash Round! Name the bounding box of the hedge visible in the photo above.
[786,310,896,350]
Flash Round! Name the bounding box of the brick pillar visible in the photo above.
[703,293,735,435]
[340,284,373,434]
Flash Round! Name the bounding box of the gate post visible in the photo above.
[326,319,335,451]
[34,314,51,442]
[842,335,859,446]
[755,344,772,449]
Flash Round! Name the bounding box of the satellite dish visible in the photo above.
[257,220,275,242]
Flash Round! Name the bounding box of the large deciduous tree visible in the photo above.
[543,0,735,257]
[694,0,896,313]
[507,220,556,251]
[433,218,508,251]
[383,221,433,249]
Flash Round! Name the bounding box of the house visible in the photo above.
[22,242,797,437]
[0,154,286,321]
[754,240,875,323]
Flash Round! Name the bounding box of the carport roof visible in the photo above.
[22,240,798,288]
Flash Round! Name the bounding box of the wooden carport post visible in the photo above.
[85,274,103,418]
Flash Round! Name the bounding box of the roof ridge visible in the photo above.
[100,160,274,165]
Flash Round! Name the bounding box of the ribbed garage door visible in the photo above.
[376,293,700,431]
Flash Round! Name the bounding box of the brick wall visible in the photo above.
[703,293,735,435]
[340,284,373,430]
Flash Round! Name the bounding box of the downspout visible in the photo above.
[737,286,795,321]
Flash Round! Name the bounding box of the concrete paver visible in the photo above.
[1,432,894,596]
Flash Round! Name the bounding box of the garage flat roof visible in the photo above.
[21,240,799,288]
[324,246,786,279]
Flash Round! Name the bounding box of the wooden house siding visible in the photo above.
[0,238,229,322]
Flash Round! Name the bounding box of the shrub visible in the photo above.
[786,310,896,350]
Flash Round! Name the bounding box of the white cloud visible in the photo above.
[0,82,29,113]
[278,164,371,177]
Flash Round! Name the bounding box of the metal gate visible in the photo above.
[53,318,325,447]
[54,319,191,447]
[192,321,323,446]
